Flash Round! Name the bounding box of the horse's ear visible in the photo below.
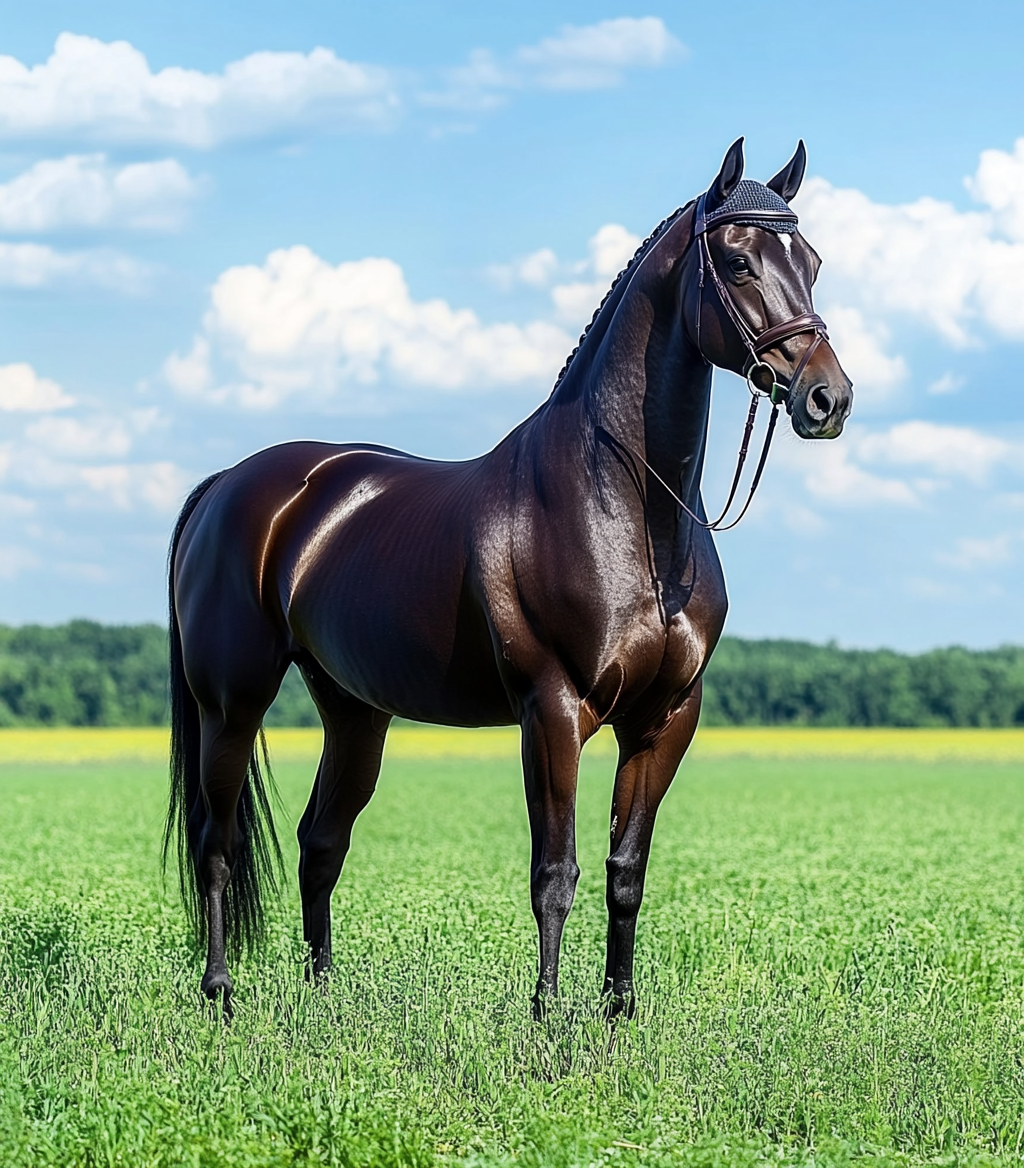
[707,138,745,209]
[767,140,807,203]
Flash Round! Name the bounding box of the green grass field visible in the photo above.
[3,727,1024,1167]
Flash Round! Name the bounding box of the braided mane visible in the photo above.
[550,200,693,393]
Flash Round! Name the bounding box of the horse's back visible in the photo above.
[176,440,516,726]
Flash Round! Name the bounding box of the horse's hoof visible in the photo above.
[531,981,557,1021]
[602,991,636,1022]
[305,952,333,985]
[201,971,234,1019]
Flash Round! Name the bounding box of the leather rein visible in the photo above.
[609,192,830,532]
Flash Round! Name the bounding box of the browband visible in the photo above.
[693,193,799,238]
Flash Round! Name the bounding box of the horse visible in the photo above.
[165,138,852,1019]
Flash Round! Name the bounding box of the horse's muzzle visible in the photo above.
[790,378,852,438]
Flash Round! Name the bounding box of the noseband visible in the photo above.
[602,191,833,533]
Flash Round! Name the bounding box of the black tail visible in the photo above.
[163,472,283,957]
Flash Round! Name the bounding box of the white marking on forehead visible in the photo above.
[778,233,793,251]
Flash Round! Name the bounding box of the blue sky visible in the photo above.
[1,0,1023,650]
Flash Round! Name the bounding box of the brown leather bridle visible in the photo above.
[605,191,833,532]
[692,191,829,408]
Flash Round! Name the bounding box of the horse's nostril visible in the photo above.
[807,385,834,420]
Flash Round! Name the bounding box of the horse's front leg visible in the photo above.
[604,680,703,1018]
[520,683,582,1017]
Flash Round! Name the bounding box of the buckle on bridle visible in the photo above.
[746,359,788,405]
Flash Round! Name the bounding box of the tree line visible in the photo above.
[1,621,1023,729]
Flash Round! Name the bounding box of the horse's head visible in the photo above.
[681,138,852,439]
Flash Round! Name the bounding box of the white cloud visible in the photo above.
[587,223,642,277]
[0,362,74,411]
[0,492,36,517]
[0,33,399,147]
[966,138,1024,242]
[424,17,682,109]
[779,439,920,508]
[0,241,149,291]
[0,544,40,579]
[774,419,1020,511]
[0,397,185,513]
[927,372,964,396]
[0,154,200,232]
[163,336,212,395]
[856,420,1013,485]
[487,247,559,290]
[515,17,684,89]
[76,461,189,511]
[937,534,1015,571]
[795,139,1024,346]
[4,448,187,513]
[170,244,573,409]
[24,415,134,458]
[489,223,642,330]
[819,304,907,404]
[551,224,640,326]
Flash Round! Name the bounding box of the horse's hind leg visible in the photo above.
[604,681,703,1019]
[296,661,391,977]
[190,638,288,1017]
[195,708,267,1016]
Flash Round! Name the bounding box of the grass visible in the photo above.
[2,728,1024,1166]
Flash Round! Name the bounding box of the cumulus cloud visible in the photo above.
[548,223,643,327]
[0,441,187,512]
[0,154,200,232]
[0,362,74,411]
[167,245,574,409]
[775,420,1020,510]
[927,372,964,396]
[514,17,684,89]
[75,461,188,511]
[966,138,1024,242]
[778,439,919,509]
[489,222,643,329]
[0,33,399,147]
[0,390,185,513]
[796,139,1024,347]
[937,534,1015,571]
[424,17,683,110]
[487,247,559,291]
[818,305,907,404]
[0,544,40,579]
[24,415,135,458]
[856,420,1013,485]
[0,241,149,291]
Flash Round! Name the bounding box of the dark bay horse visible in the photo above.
[166,139,852,1018]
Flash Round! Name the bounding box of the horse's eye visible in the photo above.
[730,257,750,274]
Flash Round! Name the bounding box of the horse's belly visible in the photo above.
[286,546,515,727]
[307,618,516,727]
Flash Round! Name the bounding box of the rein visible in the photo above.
[613,192,830,532]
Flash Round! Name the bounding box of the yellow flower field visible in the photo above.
[2,722,1023,766]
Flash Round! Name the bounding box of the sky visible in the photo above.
[1,0,1023,650]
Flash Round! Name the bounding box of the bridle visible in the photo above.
[692,191,829,409]
[602,190,832,532]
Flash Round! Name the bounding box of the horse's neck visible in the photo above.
[552,256,713,526]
